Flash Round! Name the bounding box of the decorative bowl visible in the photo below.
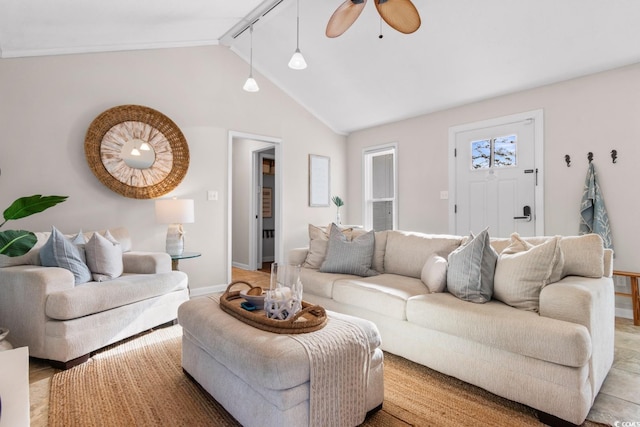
[240,288,266,309]
[0,327,8,342]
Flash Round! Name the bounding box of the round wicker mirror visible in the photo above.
[85,105,189,199]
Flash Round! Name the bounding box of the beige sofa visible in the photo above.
[0,227,189,368]
[288,227,615,426]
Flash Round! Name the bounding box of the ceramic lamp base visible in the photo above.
[166,224,185,256]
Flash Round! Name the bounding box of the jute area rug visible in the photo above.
[49,325,604,426]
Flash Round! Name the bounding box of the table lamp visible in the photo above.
[155,198,195,256]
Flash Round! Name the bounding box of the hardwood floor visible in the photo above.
[27,270,640,426]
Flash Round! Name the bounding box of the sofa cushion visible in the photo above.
[332,274,429,320]
[491,234,603,279]
[45,271,188,320]
[420,254,448,293]
[559,234,604,278]
[493,234,562,312]
[85,231,123,282]
[406,292,591,367]
[0,231,49,267]
[320,224,378,277]
[372,231,388,273]
[300,268,357,299]
[446,229,497,303]
[39,226,92,285]
[383,231,463,279]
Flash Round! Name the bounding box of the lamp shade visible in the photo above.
[155,199,195,224]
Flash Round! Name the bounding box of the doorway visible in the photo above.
[228,131,282,284]
[448,110,544,237]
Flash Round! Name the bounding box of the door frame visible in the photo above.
[255,150,276,268]
[227,131,282,284]
[447,109,545,236]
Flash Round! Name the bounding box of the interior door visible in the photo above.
[453,118,537,238]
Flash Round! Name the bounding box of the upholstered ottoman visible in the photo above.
[178,296,384,427]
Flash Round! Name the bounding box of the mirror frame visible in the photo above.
[85,104,189,199]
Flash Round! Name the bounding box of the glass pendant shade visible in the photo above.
[243,76,260,92]
[288,49,307,70]
[243,24,259,92]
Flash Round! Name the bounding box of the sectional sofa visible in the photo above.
[0,227,189,368]
[288,225,615,425]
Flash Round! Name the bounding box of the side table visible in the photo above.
[613,270,640,326]
[170,251,201,271]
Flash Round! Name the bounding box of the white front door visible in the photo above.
[449,111,544,238]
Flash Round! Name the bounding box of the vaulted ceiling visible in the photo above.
[2,0,640,134]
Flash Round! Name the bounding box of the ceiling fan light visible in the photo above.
[243,76,260,92]
[288,49,307,70]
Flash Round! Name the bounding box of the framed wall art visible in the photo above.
[309,154,330,207]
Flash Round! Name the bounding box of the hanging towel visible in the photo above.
[579,162,613,249]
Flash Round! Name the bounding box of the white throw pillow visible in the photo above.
[85,231,123,282]
[421,254,448,293]
[493,233,562,312]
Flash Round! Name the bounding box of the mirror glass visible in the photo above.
[121,138,156,169]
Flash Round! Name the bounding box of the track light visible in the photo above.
[243,24,260,92]
[288,0,307,70]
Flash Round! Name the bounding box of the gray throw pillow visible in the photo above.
[446,228,497,303]
[39,226,92,285]
[319,224,378,277]
[85,230,123,282]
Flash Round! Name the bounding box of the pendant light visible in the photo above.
[243,24,260,92]
[288,0,307,70]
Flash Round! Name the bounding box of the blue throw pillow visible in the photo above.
[39,226,92,285]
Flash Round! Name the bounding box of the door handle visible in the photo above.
[514,205,532,222]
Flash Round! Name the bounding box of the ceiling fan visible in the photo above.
[326,0,421,38]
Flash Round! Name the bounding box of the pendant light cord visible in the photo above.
[296,0,300,50]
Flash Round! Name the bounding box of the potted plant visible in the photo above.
[0,195,68,257]
[331,196,344,225]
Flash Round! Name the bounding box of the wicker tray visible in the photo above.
[219,281,328,334]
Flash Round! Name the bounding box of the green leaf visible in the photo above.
[331,196,344,207]
[3,195,68,223]
[0,230,37,257]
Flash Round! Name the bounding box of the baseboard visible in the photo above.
[232,261,249,270]
[189,284,227,298]
[616,308,633,320]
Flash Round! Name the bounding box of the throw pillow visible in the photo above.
[446,228,497,303]
[39,226,92,285]
[493,233,562,312]
[85,231,123,282]
[302,223,366,269]
[319,224,378,277]
[420,254,448,293]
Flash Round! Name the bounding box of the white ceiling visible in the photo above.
[2,0,640,134]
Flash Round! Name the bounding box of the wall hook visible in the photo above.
[588,152,593,164]
[564,155,571,167]
[611,149,618,164]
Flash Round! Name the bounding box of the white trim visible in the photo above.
[227,131,282,285]
[448,109,545,236]
[190,283,228,298]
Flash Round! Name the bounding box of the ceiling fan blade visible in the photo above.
[326,0,368,38]
[374,0,421,34]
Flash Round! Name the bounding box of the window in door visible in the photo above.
[363,145,397,231]
[471,134,517,169]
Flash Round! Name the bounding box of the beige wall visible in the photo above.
[347,63,640,273]
[0,46,347,292]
